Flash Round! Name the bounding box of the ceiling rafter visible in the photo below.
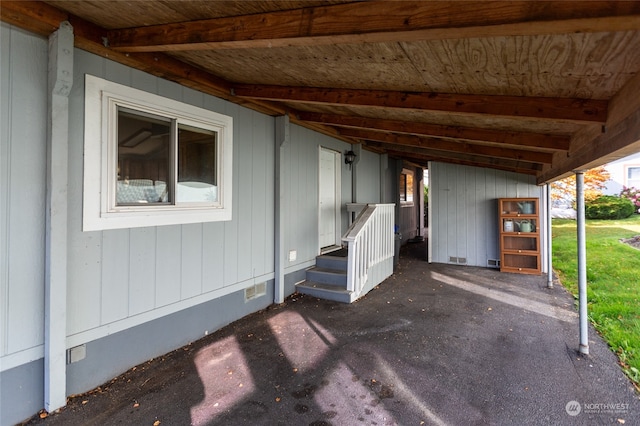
[340,128,553,164]
[376,145,542,175]
[297,112,570,151]
[234,85,608,123]
[105,1,640,52]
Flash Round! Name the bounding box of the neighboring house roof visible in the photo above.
[3,1,640,182]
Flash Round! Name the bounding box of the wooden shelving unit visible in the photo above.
[498,198,541,275]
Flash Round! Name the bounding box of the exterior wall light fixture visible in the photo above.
[344,150,356,166]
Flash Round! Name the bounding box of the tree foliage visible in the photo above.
[550,166,610,206]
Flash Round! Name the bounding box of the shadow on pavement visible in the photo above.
[23,241,640,425]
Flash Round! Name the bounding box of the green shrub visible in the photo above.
[585,195,635,219]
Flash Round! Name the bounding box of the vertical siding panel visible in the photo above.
[303,134,317,259]
[67,234,103,336]
[105,60,132,86]
[264,117,276,274]
[101,230,130,324]
[485,169,499,262]
[480,167,489,265]
[67,50,103,336]
[155,226,182,307]
[251,113,268,277]
[436,163,448,263]
[131,68,157,93]
[287,126,300,263]
[202,222,225,292]
[447,165,458,261]
[224,104,240,286]
[2,27,47,353]
[237,107,253,282]
[182,87,205,108]
[157,78,182,101]
[465,168,478,265]
[129,228,157,315]
[430,162,541,268]
[455,166,467,260]
[181,224,203,299]
[0,24,10,357]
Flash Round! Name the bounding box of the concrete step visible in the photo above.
[295,281,354,303]
[315,254,348,271]
[305,267,347,287]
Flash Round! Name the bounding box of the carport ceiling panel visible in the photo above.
[399,31,640,98]
[161,31,640,100]
[171,43,426,91]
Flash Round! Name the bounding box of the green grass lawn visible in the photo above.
[553,214,640,389]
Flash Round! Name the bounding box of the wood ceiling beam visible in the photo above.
[105,1,640,52]
[338,128,553,164]
[234,85,607,123]
[297,112,570,151]
[375,144,541,175]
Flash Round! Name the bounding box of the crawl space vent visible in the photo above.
[245,282,266,302]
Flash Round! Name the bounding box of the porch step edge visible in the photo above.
[295,281,354,303]
[306,267,348,286]
[315,255,348,271]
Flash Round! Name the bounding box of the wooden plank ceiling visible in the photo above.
[4,1,640,182]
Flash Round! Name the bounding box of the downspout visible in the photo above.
[45,21,73,412]
[546,183,553,288]
[274,115,289,303]
[575,171,589,355]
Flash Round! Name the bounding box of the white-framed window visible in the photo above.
[399,168,414,206]
[83,75,233,231]
[626,165,640,189]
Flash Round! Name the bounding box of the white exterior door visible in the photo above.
[319,148,340,250]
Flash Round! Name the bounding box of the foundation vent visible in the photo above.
[245,282,267,302]
[449,256,467,265]
[487,259,500,268]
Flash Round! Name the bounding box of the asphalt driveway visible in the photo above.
[23,241,640,425]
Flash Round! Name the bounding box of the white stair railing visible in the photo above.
[342,204,395,297]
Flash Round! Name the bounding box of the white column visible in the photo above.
[546,184,553,288]
[575,171,589,355]
[45,21,73,411]
[274,115,289,303]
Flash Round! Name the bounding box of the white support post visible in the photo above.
[575,171,589,355]
[546,184,553,288]
[45,21,73,412]
[274,115,289,304]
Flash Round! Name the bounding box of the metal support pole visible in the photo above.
[576,171,589,355]
[546,184,553,288]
